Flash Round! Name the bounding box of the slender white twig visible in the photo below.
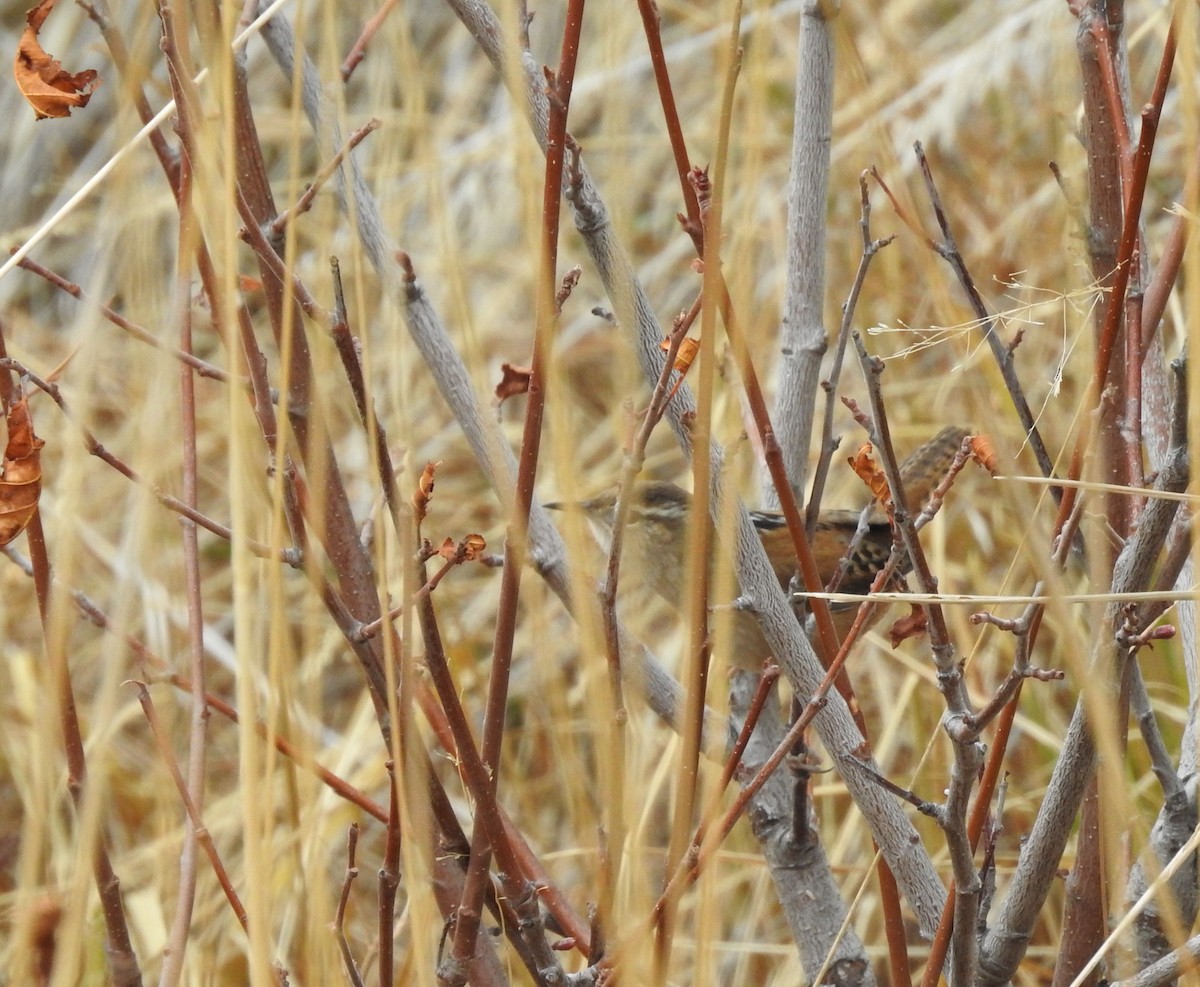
[998,474,1200,502]
[798,589,1197,606]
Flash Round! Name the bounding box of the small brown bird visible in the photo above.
[551,426,970,665]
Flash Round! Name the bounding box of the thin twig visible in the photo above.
[907,147,1058,489]
[335,825,365,987]
[340,0,400,81]
[445,5,585,979]
[134,683,249,932]
[377,761,400,987]
[15,256,239,386]
[0,330,144,987]
[600,297,696,715]
[270,119,380,236]
[851,330,982,982]
[808,172,894,533]
[0,357,301,565]
[158,115,205,987]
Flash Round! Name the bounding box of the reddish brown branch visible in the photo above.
[270,118,381,237]
[134,683,249,932]
[340,0,400,81]
[0,330,144,987]
[0,357,300,565]
[450,4,587,976]
[335,825,366,987]
[634,0,703,252]
[15,255,238,386]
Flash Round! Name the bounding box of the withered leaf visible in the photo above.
[412,460,441,523]
[888,604,929,648]
[0,395,45,547]
[668,336,699,374]
[494,362,532,405]
[970,433,998,474]
[436,534,487,563]
[14,0,100,120]
[658,335,699,402]
[848,443,891,505]
[460,533,486,561]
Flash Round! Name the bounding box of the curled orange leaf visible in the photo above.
[14,0,100,120]
[412,460,441,523]
[658,335,700,402]
[436,533,487,563]
[0,396,45,547]
[848,443,891,505]
[672,337,700,374]
[460,533,486,561]
[970,433,998,474]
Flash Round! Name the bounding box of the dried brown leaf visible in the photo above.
[672,337,699,374]
[970,433,998,473]
[495,362,532,405]
[0,396,45,547]
[13,0,100,120]
[848,443,891,505]
[435,534,487,563]
[460,533,486,561]
[888,605,928,648]
[412,460,441,523]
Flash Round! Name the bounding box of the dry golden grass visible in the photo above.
[0,0,1196,984]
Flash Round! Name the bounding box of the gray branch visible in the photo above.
[730,671,876,986]
[768,0,834,508]
[979,408,1190,985]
